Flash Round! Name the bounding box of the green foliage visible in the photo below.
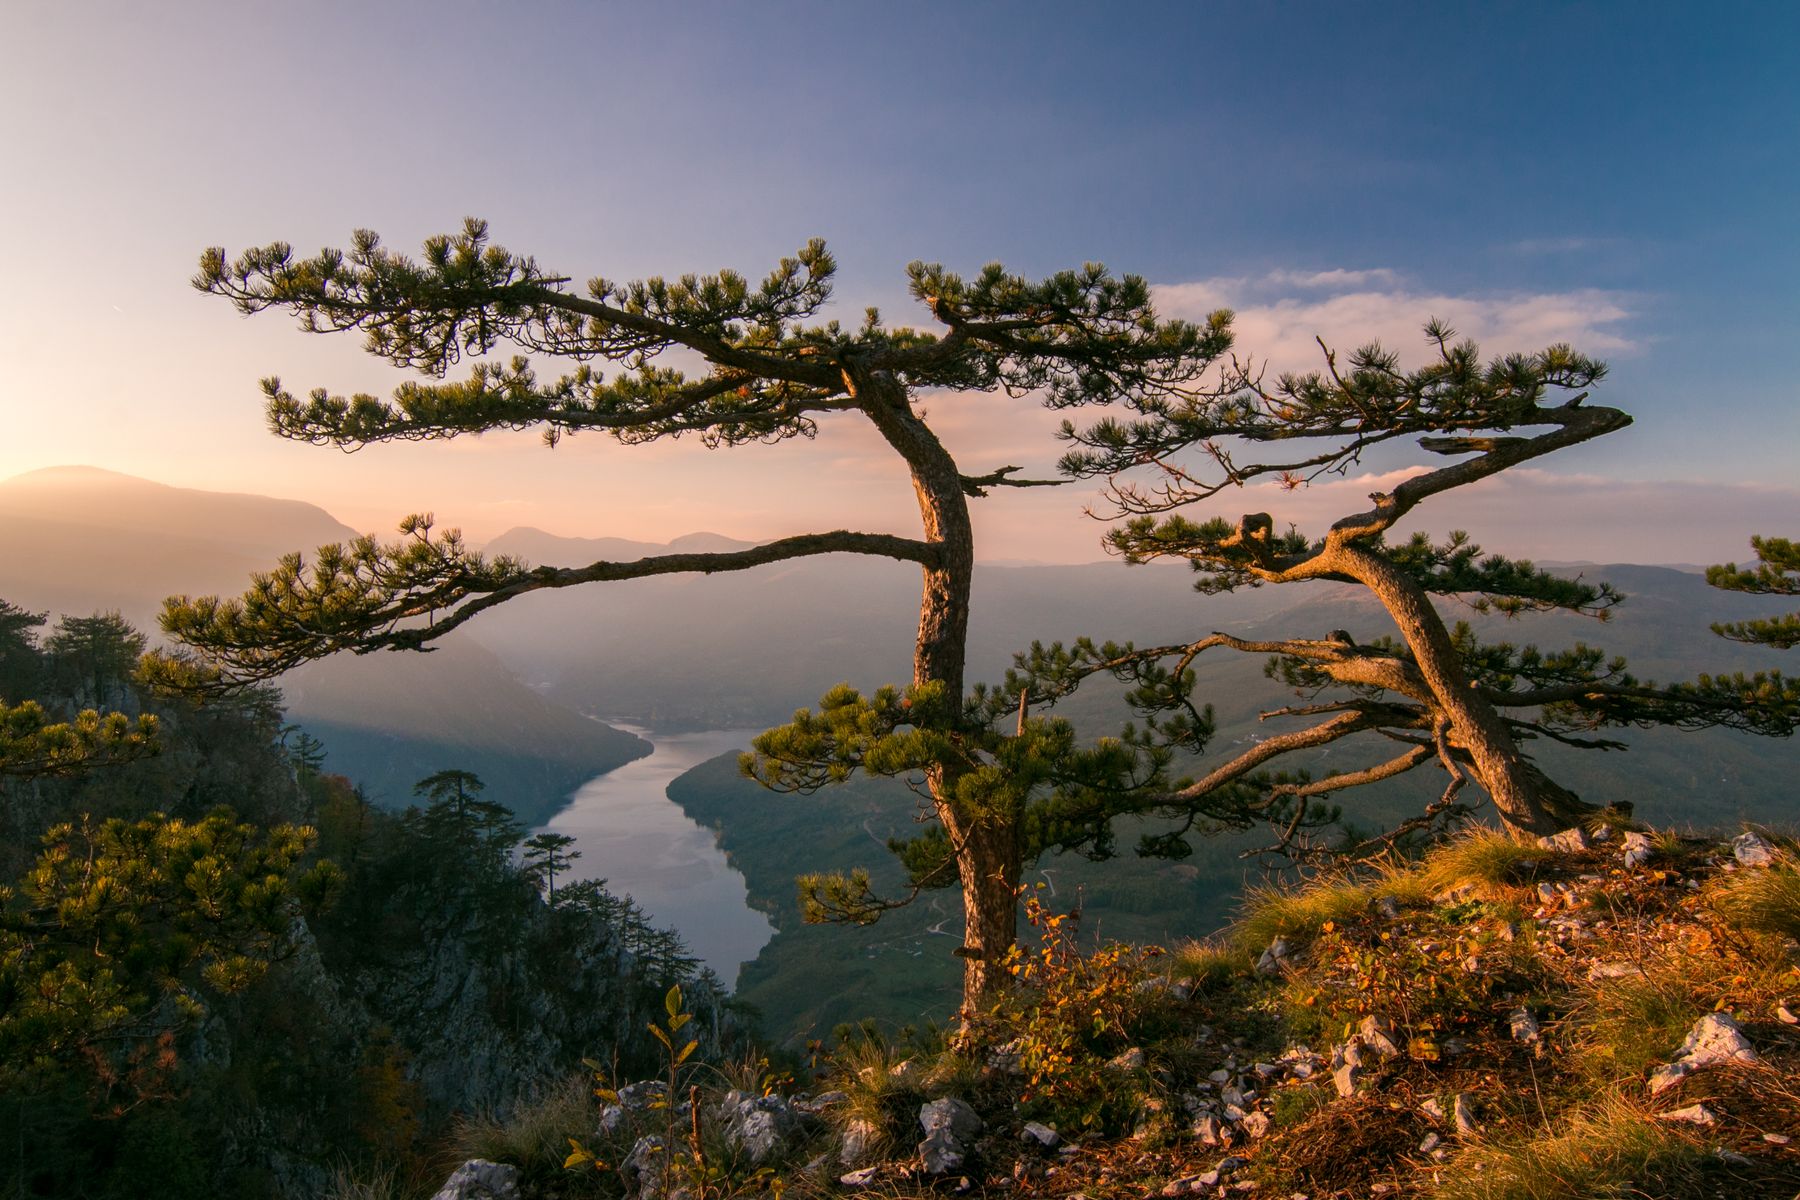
[744,680,1167,924]
[45,611,147,708]
[978,890,1169,1132]
[1709,534,1800,649]
[169,223,1228,685]
[0,807,326,1098]
[1044,324,1799,843]
[1286,904,1543,1056]
[404,768,522,872]
[566,986,780,1200]
[0,696,157,778]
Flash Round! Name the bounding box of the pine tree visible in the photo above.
[1709,535,1800,649]
[45,612,146,711]
[407,769,521,865]
[159,220,1227,1010]
[1039,326,1797,846]
[520,831,579,899]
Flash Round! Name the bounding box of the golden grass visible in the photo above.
[1234,878,1378,953]
[1429,1098,1710,1200]
[1415,828,1554,897]
[1169,938,1253,989]
[1712,861,1800,942]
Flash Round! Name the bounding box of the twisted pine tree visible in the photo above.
[1029,325,1797,847]
[1710,536,1800,650]
[160,220,1227,1009]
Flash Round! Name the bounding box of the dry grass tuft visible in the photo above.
[1417,828,1554,897]
[1430,1098,1715,1200]
[451,1074,596,1180]
[1169,938,1252,990]
[1712,862,1800,942]
[1234,877,1378,953]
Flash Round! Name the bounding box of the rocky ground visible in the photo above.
[421,826,1800,1200]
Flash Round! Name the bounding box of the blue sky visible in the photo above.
[1,1,1794,562]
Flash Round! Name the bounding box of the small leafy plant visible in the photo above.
[978,887,1167,1133]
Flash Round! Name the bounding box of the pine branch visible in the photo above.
[161,520,939,688]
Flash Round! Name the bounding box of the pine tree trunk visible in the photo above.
[855,371,1017,1015]
[1332,543,1594,836]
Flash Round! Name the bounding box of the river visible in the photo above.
[539,726,775,987]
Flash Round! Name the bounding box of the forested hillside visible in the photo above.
[0,605,742,1199]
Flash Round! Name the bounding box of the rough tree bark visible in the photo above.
[849,363,1017,1009]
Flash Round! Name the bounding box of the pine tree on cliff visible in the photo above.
[158,220,1226,1012]
[1024,325,1797,851]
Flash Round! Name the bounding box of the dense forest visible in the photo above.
[0,603,743,1199]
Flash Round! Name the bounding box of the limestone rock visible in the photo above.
[840,1117,882,1166]
[1020,1121,1060,1148]
[1657,1104,1718,1126]
[621,1136,666,1197]
[1733,832,1779,867]
[1255,937,1292,976]
[1648,1012,1758,1096]
[839,1166,882,1188]
[1621,830,1655,868]
[1677,1012,1758,1069]
[1107,1046,1147,1071]
[723,1093,803,1163]
[430,1160,520,1200]
[986,1038,1025,1074]
[887,1059,924,1086]
[918,1097,982,1174]
[1538,827,1589,853]
[796,1089,848,1113]
[1358,1015,1399,1057]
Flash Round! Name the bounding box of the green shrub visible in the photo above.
[979,890,1166,1134]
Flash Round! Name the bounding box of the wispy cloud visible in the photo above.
[1153,271,1639,370]
[1508,236,1614,256]
[1262,267,1400,289]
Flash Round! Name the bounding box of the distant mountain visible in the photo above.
[0,466,360,629]
[0,468,645,817]
[489,527,762,562]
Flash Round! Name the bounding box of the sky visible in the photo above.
[1,1,1795,565]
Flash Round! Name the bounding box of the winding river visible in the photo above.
[539,726,774,986]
